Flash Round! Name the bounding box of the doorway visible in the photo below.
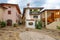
[7,19,12,26]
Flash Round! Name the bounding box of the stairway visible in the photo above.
[46,21,60,29]
[42,15,60,29]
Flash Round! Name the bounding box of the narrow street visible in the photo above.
[0,26,60,40]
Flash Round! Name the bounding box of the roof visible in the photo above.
[40,9,60,13]
[0,3,21,14]
[0,5,7,9]
[22,7,44,18]
[24,7,44,9]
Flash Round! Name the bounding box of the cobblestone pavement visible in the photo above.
[27,28,60,40]
[0,26,60,40]
[20,31,56,40]
[0,25,26,40]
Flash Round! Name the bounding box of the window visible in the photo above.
[38,9,40,11]
[33,15,38,18]
[32,9,34,11]
[29,22,33,25]
[8,11,11,14]
[16,20,18,22]
[30,9,32,11]
[9,6,11,8]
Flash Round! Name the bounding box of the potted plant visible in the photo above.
[1,21,6,28]
[57,26,60,30]
[13,23,17,27]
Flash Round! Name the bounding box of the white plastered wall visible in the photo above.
[25,21,35,28]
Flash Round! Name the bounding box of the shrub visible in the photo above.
[35,21,42,29]
[35,21,38,29]
[13,23,17,27]
[38,21,42,29]
[57,26,60,30]
[1,21,6,28]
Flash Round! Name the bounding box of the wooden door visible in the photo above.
[7,20,12,26]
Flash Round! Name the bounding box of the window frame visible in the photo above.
[33,15,38,18]
[8,11,11,15]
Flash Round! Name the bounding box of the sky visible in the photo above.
[0,0,60,13]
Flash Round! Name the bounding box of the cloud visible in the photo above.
[7,0,20,4]
[7,0,60,13]
[41,0,60,9]
[7,0,35,6]
[7,0,34,12]
[7,0,41,13]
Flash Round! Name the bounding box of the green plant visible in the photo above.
[57,26,60,29]
[38,21,42,29]
[35,21,38,28]
[35,21,42,29]
[13,23,17,27]
[30,9,39,13]
[34,9,38,12]
[1,21,6,28]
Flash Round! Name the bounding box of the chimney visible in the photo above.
[27,3,30,8]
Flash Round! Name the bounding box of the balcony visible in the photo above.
[30,9,40,15]
[30,11,40,15]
